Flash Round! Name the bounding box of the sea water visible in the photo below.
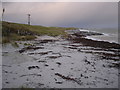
[81,28,119,44]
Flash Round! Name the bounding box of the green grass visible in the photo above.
[2,21,78,43]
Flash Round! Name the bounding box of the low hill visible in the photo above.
[1,21,77,43]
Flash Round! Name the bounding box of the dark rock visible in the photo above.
[78,49,81,52]
[72,37,120,49]
[68,47,77,49]
[54,78,57,81]
[56,62,61,65]
[38,51,52,55]
[81,74,83,77]
[38,60,46,63]
[19,49,25,53]
[45,64,49,66]
[29,51,52,55]
[55,73,81,85]
[47,55,62,59]
[38,83,44,86]
[69,30,103,38]
[20,74,41,77]
[84,58,91,64]
[51,68,54,70]
[84,76,89,78]
[5,82,9,84]
[108,63,119,68]
[26,78,29,81]
[28,66,39,70]
[56,82,63,84]
[3,70,8,73]
[40,40,56,43]
[19,46,44,53]
[103,64,106,67]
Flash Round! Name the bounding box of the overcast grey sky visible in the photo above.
[2,2,118,29]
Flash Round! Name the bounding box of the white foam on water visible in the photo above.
[79,29,90,32]
[85,34,118,44]
[79,29,119,44]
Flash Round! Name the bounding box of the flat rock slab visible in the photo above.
[35,35,60,41]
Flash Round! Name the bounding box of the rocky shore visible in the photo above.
[2,30,119,88]
[66,30,120,61]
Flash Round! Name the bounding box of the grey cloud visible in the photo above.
[2,2,118,28]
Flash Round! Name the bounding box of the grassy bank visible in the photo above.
[2,21,78,43]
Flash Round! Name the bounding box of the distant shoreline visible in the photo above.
[66,30,120,49]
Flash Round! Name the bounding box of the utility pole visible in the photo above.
[2,8,5,21]
[27,14,31,25]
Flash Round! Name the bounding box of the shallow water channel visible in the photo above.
[2,36,118,88]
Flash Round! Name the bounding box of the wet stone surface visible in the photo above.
[2,36,119,88]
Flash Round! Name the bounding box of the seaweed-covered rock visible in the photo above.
[28,66,40,70]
